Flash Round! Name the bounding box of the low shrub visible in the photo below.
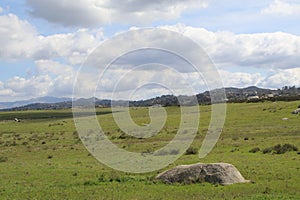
[170,149,180,155]
[262,144,298,154]
[185,147,198,155]
[274,144,298,154]
[273,144,282,154]
[118,132,134,140]
[118,133,128,139]
[83,180,97,186]
[0,156,8,162]
[262,147,273,154]
[154,149,180,156]
[154,149,169,156]
[249,147,260,153]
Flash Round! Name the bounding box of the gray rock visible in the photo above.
[292,108,300,114]
[156,163,249,185]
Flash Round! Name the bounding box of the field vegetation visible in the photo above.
[0,101,299,199]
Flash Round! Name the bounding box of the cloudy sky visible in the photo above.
[0,0,300,101]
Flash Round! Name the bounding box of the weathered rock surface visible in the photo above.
[156,163,249,185]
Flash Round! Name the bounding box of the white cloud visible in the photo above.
[26,0,208,27]
[0,13,38,60]
[35,60,75,76]
[0,81,14,97]
[1,15,300,101]
[2,14,299,71]
[218,68,300,89]
[262,0,300,15]
[162,24,300,70]
[261,68,300,88]
[219,70,263,88]
[0,13,103,64]
[0,60,79,101]
[34,60,77,97]
[0,7,3,13]
[4,75,52,98]
[2,65,299,102]
[94,66,205,100]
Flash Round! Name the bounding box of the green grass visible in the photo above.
[0,101,300,199]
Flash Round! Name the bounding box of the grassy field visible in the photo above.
[0,101,300,199]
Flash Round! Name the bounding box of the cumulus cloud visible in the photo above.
[0,13,103,64]
[2,13,299,71]
[0,60,79,101]
[219,70,264,88]
[2,65,299,102]
[72,28,219,99]
[162,24,300,70]
[25,0,208,27]
[261,68,300,88]
[34,60,77,97]
[1,14,300,101]
[0,81,14,97]
[4,75,52,98]
[262,0,300,15]
[35,60,75,76]
[0,13,38,60]
[218,68,300,89]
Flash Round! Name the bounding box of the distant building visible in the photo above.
[247,96,260,101]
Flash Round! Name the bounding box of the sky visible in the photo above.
[0,0,300,101]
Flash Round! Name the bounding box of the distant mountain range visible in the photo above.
[1,86,299,111]
[0,96,71,110]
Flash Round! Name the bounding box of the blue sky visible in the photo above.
[0,0,300,101]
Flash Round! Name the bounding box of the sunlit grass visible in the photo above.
[0,101,299,199]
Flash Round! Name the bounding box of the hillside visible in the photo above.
[1,86,300,111]
[0,96,71,110]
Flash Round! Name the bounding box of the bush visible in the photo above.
[97,174,106,182]
[284,144,298,151]
[170,149,180,155]
[0,157,8,163]
[154,149,180,156]
[154,149,169,156]
[273,144,283,154]
[118,132,133,140]
[185,147,198,155]
[262,147,273,154]
[274,144,298,154]
[83,180,97,186]
[118,133,128,139]
[262,144,298,154]
[249,147,260,153]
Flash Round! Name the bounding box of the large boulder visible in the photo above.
[156,163,249,185]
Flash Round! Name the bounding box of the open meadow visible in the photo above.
[0,101,300,199]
